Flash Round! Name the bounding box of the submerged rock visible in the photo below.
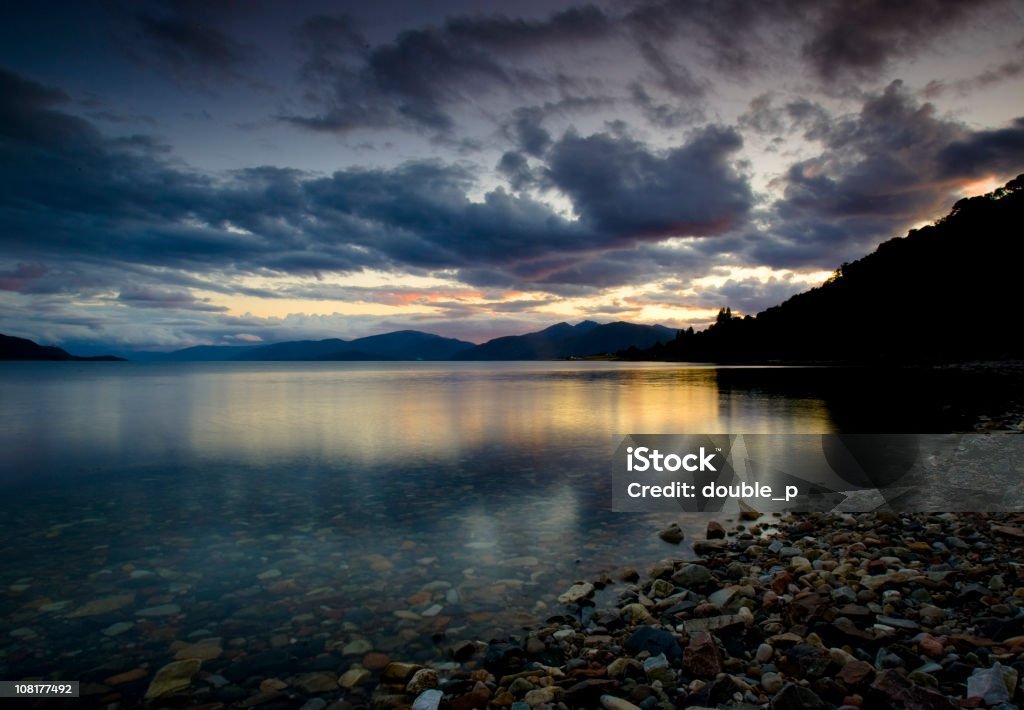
[143,659,201,703]
[557,582,594,604]
[658,522,685,544]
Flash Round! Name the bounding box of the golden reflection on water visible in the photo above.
[1,362,836,474]
[176,363,834,462]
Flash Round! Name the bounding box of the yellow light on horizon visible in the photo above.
[959,176,1000,197]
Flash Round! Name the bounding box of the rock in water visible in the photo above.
[706,520,726,539]
[658,523,685,544]
[174,637,223,661]
[68,593,135,617]
[338,667,371,688]
[291,672,338,694]
[407,668,439,694]
[144,659,201,703]
[557,582,594,604]
[412,689,443,710]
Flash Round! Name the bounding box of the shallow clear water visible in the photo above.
[0,360,992,688]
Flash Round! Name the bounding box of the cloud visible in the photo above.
[936,118,1024,178]
[800,0,1001,82]
[502,106,551,157]
[543,125,752,238]
[2,66,756,295]
[687,276,812,314]
[0,263,50,292]
[119,2,252,86]
[922,59,1024,98]
[746,81,1024,268]
[117,286,227,311]
[288,7,614,135]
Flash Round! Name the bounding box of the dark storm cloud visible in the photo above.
[922,59,1024,98]
[800,0,999,82]
[3,67,754,295]
[747,82,1024,269]
[623,0,773,75]
[5,60,1023,307]
[738,94,833,139]
[118,286,228,312]
[289,7,613,135]
[936,118,1024,178]
[502,106,551,157]
[544,126,752,238]
[496,151,536,191]
[118,1,253,85]
[284,1,1011,141]
[633,38,707,98]
[0,263,51,292]
[444,5,613,48]
[135,14,247,76]
[630,83,703,130]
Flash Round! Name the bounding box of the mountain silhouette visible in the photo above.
[456,320,675,360]
[625,174,1024,363]
[143,330,474,361]
[0,333,123,361]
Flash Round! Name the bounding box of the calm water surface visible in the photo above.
[0,361,992,690]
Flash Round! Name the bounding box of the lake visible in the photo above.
[0,361,1017,696]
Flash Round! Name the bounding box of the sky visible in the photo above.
[1,0,1023,352]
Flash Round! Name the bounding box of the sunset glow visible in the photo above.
[0,2,1022,353]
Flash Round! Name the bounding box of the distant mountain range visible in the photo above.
[0,333,123,361]
[1,321,677,362]
[454,320,676,360]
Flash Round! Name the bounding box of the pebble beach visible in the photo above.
[19,509,1023,710]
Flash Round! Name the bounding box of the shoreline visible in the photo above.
[105,511,1024,709]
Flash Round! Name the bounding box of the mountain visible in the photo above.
[624,174,1024,363]
[0,333,123,361]
[148,330,475,361]
[233,338,350,361]
[157,344,258,361]
[331,330,474,360]
[456,320,676,360]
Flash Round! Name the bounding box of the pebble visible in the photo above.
[412,689,443,710]
[135,603,181,617]
[67,592,135,617]
[143,659,201,702]
[658,522,685,544]
[341,639,372,656]
[671,563,712,587]
[338,667,371,688]
[600,695,642,710]
[557,582,594,604]
[760,671,784,693]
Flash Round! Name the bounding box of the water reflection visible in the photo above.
[2,363,837,481]
[0,361,846,686]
